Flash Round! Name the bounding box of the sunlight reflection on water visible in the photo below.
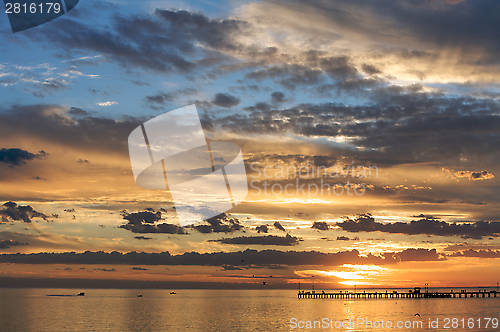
[0,288,499,331]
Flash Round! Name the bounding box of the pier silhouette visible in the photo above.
[298,287,498,299]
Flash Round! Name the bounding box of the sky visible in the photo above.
[0,0,500,289]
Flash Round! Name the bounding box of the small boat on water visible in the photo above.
[137,294,142,297]
[47,291,85,297]
[170,291,176,294]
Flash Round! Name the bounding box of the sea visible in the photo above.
[0,288,499,331]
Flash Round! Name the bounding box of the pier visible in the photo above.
[298,287,498,299]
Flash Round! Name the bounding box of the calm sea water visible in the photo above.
[0,288,499,331]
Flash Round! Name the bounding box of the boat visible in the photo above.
[77,292,85,296]
[170,291,176,294]
[137,294,142,297]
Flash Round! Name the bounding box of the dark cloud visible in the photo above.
[192,213,243,234]
[268,0,500,70]
[311,221,329,231]
[0,202,48,223]
[0,240,29,249]
[223,264,286,271]
[131,79,151,86]
[448,249,500,259]
[221,264,243,271]
[212,93,240,108]
[384,248,445,262]
[122,211,162,224]
[144,88,198,109]
[245,64,324,90]
[32,79,68,98]
[314,55,358,80]
[211,234,301,246]
[94,268,116,272]
[154,9,250,52]
[0,148,46,166]
[362,64,381,76]
[0,105,146,158]
[271,92,285,103]
[0,248,444,266]
[145,92,174,105]
[28,10,250,74]
[336,236,358,241]
[273,221,286,232]
[120,222,186,234]
[119,210,187,234]
[255,225,269,233]
[336,214,500,239]
[67,107,90,117]
[134,236,153,240]
[206,90,500,169]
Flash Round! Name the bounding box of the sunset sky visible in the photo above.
[0,0,500,289]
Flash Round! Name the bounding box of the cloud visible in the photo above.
[119,212,244,235]
[192,213,244,234]
[0,148,46,166]
[271,91,285,103]
[0,63,71,97]
[0,248,447,266]
[443,168,495,181]
[120,223,186,235]
[336,236,359,241]
[245,64,324,90]
[221,264,243,271]
[0,104,144,157]
[249,0,500,81]
[27,9,250,75]
[211,234,301,246]
[119,209,187,234]
[33,79,69,98]
[145,92,175,105]
[134,236,153,240]
[96,101,118,107]
[144,88,198,109]
[122,211,162,224]
[207,91,500,171]
[255,225,268,233]
[67,107,90,117]
[362,64,381,76]
[154,9,250,52]
[0,202,48,223]
[94,268,116,272]
[448,249,500,258]
[0,248,387,266]
[335,214,500,239]
[311,221,329,231]
[385,248,445,262]
[273,221,286,231]
[0,240,29,249]
[212,93,240,108]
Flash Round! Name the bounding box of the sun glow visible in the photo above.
[296,264,392,286]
